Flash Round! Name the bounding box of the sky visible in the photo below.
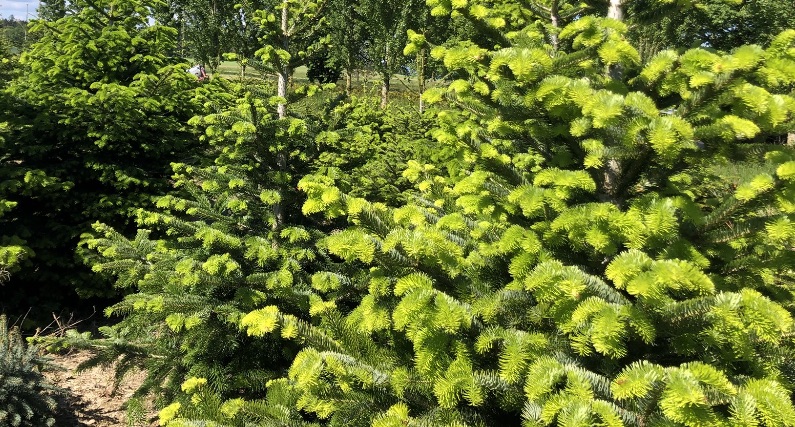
[0,0,39,20]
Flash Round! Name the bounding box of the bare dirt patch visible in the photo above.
[44,351,156,426]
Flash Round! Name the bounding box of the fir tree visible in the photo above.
[0,0,207,313]
[71,78,339,413]
[196,3,795,427]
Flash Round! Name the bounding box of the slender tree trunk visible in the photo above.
[381,75,390,109]
[277,70,289,119]
[549,0,560,50]
[381,42,390,108]
[180,12,185,57]
[602,0,623,203]
[274,0,290,229]
[418,47,426,113]
[277,2,289,120]
[788,133,795,146]
[345,69,353,95]
[607,0,623,21]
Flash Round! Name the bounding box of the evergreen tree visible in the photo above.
[0,34,28,286]
[47,0,795,425]
[176,2,795,426]
[178,0,237,72]
[0,0,205,316]
[313,97,441,205]
[322,0,367,94]
[71,76,344,415]
[628,0,795,53]
[36,0,67,21]
[0,315,57,426]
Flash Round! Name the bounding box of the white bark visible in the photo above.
[603,0,624,203]
[380,78,389,109]
[550,0,560,50]
[607,0,623,21]
[277,1,289,120]
[418,48,426,113]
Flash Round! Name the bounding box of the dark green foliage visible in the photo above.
[36,0,67,21]
[307,50,342,84]
[629,0,795,52]
[0,18,32,54]
[0,43,29,285]
[0,0,206,314]
[0,315,57,426]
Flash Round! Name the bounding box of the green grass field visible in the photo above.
[207,61,440,113]
[211,61,431,94]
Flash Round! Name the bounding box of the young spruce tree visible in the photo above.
[75,1,344,414]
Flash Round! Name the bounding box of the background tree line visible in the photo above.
[0,0,794,425]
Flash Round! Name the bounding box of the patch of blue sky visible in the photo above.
[0,0,39,20]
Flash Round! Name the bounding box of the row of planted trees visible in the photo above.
[2,0,795,425]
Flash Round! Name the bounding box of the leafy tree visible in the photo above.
[0,45,30,286]
[314,97,440,204]
[224,0,270,77]
[36,0,67,21]
[321,0,366,94]
[0,18,31,54]
[178,0,243,72]
[356,0,425,108]
[253,0,327,118]
[629,0,795,53]
[0,0,204,315]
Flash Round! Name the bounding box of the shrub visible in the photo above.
[0,315,57,426]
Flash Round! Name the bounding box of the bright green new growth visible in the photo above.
[224,5,795,427]
[0,316,57,427]
[63,0,795,425]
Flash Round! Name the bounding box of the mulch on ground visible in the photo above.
[44,351,156,427]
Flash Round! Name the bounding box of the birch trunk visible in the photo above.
[603,0,623,203]
[381,77,390,109]
[277,1,289,120]
[274,0,289,229]
[550,0,560,50]
[418,48,426,113]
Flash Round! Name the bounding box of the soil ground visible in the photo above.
[43,351,156,427]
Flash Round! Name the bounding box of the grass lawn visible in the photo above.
[211,61,433,95]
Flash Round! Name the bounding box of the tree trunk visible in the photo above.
[550,0,560,50]
[381,76,390,109]
[345,69,353,95]
[602,0,624,203]
[607,0,623,21]
[418,48,426,113]
[277,70,289,119]
[274,0,290,230]
[788,133,795,146]
[277,1,289,120]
